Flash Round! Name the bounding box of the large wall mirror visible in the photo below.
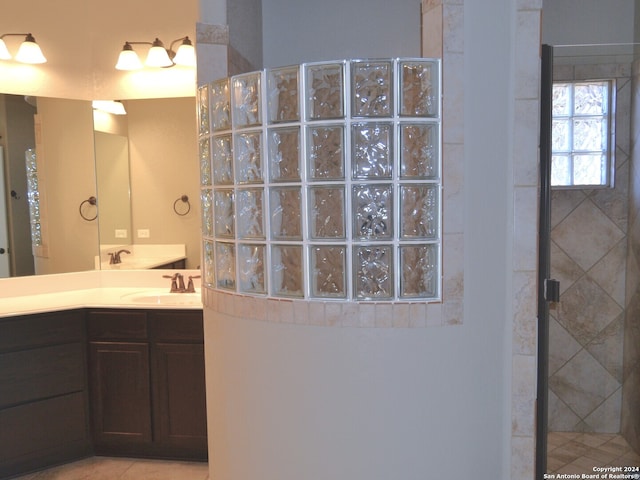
[0,93,200,278]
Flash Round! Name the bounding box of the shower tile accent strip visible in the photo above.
[198,58,445,307]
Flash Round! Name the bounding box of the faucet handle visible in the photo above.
[163,273,180,292]
[186,275,201,293]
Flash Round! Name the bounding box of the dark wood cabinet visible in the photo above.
[86,309,207,460]
[0,310,90,479]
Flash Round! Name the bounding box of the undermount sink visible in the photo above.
[122,290,202,306]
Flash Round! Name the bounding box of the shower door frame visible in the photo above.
[536,43,554,480]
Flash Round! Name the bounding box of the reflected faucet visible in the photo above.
[108,249,131,265]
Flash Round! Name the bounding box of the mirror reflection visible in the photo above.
[0,94,199,278]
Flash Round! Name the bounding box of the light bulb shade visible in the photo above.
[15,34,46,64]
[115,43,143,70]
[0,39,11,60]
[172,39,196,67]
[145,38,172,68]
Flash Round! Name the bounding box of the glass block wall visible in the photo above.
[198,58,441,302]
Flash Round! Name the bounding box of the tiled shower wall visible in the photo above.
[549,62,632,434]
[622,58,640,453]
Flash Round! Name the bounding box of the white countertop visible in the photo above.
[0,270,203,318]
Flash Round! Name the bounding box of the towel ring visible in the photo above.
[173,194,191,216]
[79,196,98,221]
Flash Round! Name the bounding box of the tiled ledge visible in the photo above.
[203,287,462,328]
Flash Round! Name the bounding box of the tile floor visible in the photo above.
[10,456,209,480]
[7,436,639,479]
[547,432,640,476]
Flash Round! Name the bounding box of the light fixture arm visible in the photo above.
[0,32,32,39]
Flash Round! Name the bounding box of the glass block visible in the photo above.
[353,184,393,240]
[309,186,345,239]
[307,125,345,181]
[270,187,302,240]
[306,63,344,120]
[203,240,215,287]
[212,134,233,185]
[232,72,262,128]
[271,245,304,297]
[26,172,39,195]
[351,60,393,117]
[574,154,606,185]
[399,60,438,118]
[28,194,40,221]
[25,149,37,173]
[30,222,42,246]
[400,185,439,239]
[268,127,300,182]
[197,83,210,136]
[573,118,605,151]
[551,155,571,186]
[211,78,231,131]
[235,131,263,184]
[552,83,570,116]
[351,122,393,179]
[237,188,265,239]
[213,189,235,237]
[310,245,346,298]
[238,244,267,294]
[215,242,236,290]
[199,137,212,186]
[552,119,570,152]
[353,245,393,300]
[574,82,607,115]
[267,65,300,123]
[400,244,438,298]
[400,123,439,179]
[201,188,213,237]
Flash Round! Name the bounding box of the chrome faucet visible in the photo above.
[108,249,131,265]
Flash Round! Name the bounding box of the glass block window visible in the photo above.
[25,148,43,247]
[198,58,442,302]
[551,80,614,187]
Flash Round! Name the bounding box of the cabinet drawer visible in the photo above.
[0,342,86,409]
[152,311,203,343]
[0,310,84,353]
[87,310,148,340]
[0,392,88,468]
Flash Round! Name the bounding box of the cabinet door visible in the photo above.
[153,342,208,457]
[88,342,152,451]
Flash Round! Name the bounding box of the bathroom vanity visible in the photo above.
[0,270,206,479]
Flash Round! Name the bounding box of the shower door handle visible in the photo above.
[544,278,560,302]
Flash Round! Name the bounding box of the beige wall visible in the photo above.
[127,97,201,269]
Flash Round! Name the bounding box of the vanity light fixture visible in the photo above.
[0,33,47,64]
[115,36,195,71]
[92,100,127,115]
